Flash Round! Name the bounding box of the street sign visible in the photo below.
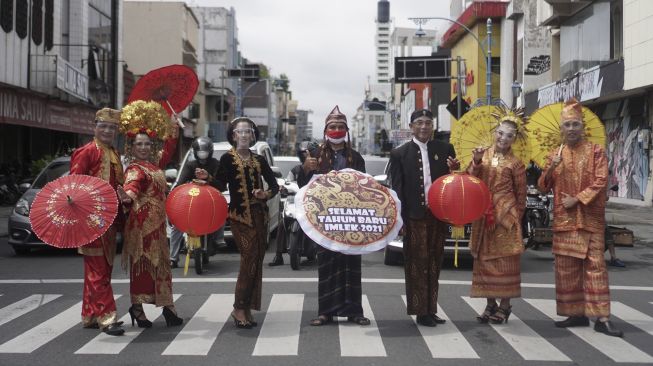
[446,97,471,119]
[394,56,450,83]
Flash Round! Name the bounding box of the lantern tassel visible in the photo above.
[451,225,465,268]
[184,235,201,276]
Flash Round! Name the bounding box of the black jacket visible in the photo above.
[176,158,221,189]
[216,149,279,226]
[389,139,455,220]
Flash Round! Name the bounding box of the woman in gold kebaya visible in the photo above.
[467,108,527,324]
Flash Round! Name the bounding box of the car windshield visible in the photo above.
[275,158,299,177]
[32,161,70,189]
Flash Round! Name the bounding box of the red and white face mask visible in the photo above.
[325,129,347,144]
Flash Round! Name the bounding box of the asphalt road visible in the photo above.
[0,238,652,366]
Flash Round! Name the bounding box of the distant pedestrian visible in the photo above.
[538,98,623,337]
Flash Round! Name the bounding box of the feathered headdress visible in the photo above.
[491,105,529,140]
[120,100,173,140]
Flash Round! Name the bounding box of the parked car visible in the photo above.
[274,156,300,199]
[8,156,71,255]
[170,141,282,246]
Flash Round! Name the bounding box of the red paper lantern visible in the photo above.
[428,173,491,226]
[166,182,228,236]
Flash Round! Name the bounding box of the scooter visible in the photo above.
[523,185,551,250]
[283,194,317,270]
[0,174,20,205]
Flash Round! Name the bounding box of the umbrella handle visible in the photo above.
[165,100,186,128]
[67,195,72,204]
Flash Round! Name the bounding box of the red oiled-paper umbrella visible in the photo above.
[428,173,491,266]
[30,174,119,248]
[128,64,199,127]
[166,181,227,275]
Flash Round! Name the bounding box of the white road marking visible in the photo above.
[525,298,653,363]
[252,294,304,356]
[0,294,61,327]
[401,295,479,359]
[162,294,233,356]
[338,295,386,357]
[463,297,570,361]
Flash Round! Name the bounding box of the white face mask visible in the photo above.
[197,151,209,160]
[326,136,346,144]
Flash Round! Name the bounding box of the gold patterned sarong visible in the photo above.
[471,254,521,299]
[554,230,610,317]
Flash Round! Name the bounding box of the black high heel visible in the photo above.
[128,305,152,328]
[489,306,512,324]
[245,309,257,327]
[477,303,498,323]
[231,311,252,329]
[162,306,183,327]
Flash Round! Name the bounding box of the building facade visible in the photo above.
[0,0,123,174]
[123,1,201,163]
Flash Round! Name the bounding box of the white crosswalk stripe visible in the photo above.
[162,294,233,356]
[253,294,304,356]
[402,295,479,359]
[610,301,653,337]
[0,292,651,362]
[0,295,121,353]
[0,294,61,327]
[463,297,571,361]
[338,294,386,357]
[524,298,653,363]
[75,294,182,355]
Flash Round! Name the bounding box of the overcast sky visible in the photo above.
[147,0,450,138]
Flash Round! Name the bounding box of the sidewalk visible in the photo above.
[1,202,651,242]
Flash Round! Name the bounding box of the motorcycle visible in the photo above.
[0,174,20,205]
[283,193,317,270]
[523,185,551,250]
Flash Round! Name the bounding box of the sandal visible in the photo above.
[310,315,333,326]
[477,303,498,323]
[489,306,512,324]
[347,316,371,326]
[231,311,252,329]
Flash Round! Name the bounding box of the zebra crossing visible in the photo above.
[0,292,652,363]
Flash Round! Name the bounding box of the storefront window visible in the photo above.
[88,0,115,105]
[0,0,13,33]
[560,2,611,79]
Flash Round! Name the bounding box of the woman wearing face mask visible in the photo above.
[467,108,528,325]
[297,106,370,327]
[215,117,279,328]
[120,100,183,328]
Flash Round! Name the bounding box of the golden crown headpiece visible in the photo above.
[119,100,173,140]
[491,105,529,140]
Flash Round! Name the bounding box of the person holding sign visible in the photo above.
[538,98,622,337]
[298,106,370,327]
[467,108,527,324]
[389,109,460,327]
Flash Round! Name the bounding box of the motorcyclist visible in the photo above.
[269,139,319,266]
[169,137,225,268]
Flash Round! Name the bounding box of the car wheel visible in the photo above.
[288,230,301,270]
[12,246,31,256]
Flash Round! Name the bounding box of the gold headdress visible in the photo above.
[491,105,529,140]
[95,108,121,124]
[120,100,173,140]
[560,97,583,123]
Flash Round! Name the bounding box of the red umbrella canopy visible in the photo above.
[166,182,228,236]
[29,174,119,248]
[127,64,199,115]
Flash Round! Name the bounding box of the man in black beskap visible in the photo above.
[390,109,460,327]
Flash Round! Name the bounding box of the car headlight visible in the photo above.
[15,198,30,216]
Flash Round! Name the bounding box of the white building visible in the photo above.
[375,0,391,84]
